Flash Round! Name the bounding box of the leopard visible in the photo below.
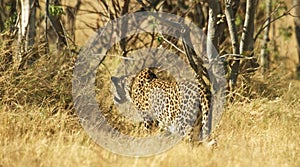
[111,67,211,141]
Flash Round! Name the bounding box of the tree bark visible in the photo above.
[19,0,36,50]
[207,0,221,62]
[239,0,257,54]
[206,0,222,90]
[260,0,272,73]
[231,0,240,17]
[45,0,67,50]
[224,0,240,91]
[204,0,222,139]
[228,0,258,82]
[0,2,4,32]
[65,0,81,42]
[120,0,130,56]
[294,0,300,78]
[18,0,36,68]
[193,2,205,29]
[27,0,36,51]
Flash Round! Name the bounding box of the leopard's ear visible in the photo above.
[149,72,157,80]
[146,68,158,80]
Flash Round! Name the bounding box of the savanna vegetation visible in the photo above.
[0,0,300,166]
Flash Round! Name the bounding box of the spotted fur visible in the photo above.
[111,67,211,140]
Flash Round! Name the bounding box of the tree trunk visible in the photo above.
[227,0,258,84]
[239,0,256,54]
[45,0,67,50]
[231,0,240,17]
[27,0,36,51]
[204,0,222,139]
[120,0,130,56]
[18,0,29,54]
[207,0,220,62]
[19,0,36,51]
[206,0,222,90]
[193,2,205,29]
[224,0,240,91]
[294,0,300,78]
[18,0,36,68]
[0,2,4,32]
[260,0,272,73]
[65,0,81,42]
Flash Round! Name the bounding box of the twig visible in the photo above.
[159,33,185,54]
[254,4,298,42]
[220,53,257,60]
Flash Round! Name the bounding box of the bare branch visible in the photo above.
[254,4,297,42]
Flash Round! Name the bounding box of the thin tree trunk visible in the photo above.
[27,0,36,51]
[239,0,257,54]
[18,0,36,68]
[231,0,240,17]
[65,0,81,43]
[224,0,240,91]
[19,0,36,50]
[120,0,130,56]
[294,0,300,78]
[205,0,221,139]
[44,0,49,54]
[207,0,220,62]
[0,2,4,32]
[226,0,257,85]
[193,2,205,29]
[207,0,222,90]
[45,0,67,50]
[18,0,30,56]
[260,0,272,73]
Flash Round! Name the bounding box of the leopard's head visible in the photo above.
[111,68,158,104]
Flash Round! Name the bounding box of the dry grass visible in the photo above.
[1,62,300,166]
[1,37,299,167]
[1,1,300,166]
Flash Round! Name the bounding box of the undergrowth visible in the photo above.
[0,38,299,166]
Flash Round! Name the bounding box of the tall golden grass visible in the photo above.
[0,42,299,166]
